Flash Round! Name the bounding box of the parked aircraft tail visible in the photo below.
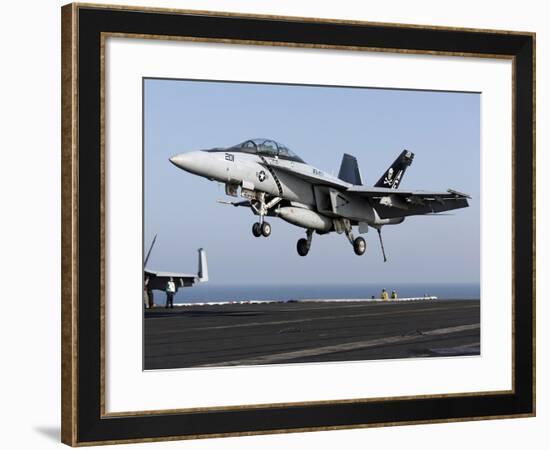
[374,150,414,189]
[338,153,363,185]
[198,248,208,282]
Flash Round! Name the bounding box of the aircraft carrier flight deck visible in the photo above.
[144,299,480,370]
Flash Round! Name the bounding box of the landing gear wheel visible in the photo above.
[261,222,271,237]
[353,237,366,256]
[297,238,310,256]
[252,222,262,237]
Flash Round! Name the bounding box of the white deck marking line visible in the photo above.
[167,304,478,333]
[148,300,462,321]
[197,323,480,367]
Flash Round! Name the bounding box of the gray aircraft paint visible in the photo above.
[169,138,469,259]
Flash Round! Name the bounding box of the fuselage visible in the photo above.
[169,140,404,231]
[170,149,346,208]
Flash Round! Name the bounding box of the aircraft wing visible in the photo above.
[347,186,470,218]
[144,270,199,291]
[145,270,199,278]
[266,163,350,189]
[144,248,208,291]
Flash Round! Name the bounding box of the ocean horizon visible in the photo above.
[153,282,480,305]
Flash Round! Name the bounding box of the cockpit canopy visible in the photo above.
[208,138,305,163]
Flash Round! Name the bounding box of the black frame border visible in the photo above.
[62,3,535,445]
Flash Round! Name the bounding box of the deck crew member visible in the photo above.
[147,286,154,309]
[166,277,176,308]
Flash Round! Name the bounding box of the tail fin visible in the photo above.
[374,150,414,189]
[198,248,208,282]
[338,153,363,185]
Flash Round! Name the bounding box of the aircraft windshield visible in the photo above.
[234,138,305,163]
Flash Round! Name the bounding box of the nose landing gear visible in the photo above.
[250,192,280,238]
[252,222,262,237]
[252,221,272,238]
[260,221,271,237]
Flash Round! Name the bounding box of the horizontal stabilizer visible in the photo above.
[338,153,363,185]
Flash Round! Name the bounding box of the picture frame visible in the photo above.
[61,2,535,446]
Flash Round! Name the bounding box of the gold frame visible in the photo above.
[62,3,536,445]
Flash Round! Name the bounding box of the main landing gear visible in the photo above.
[344,220,366,256]
[296,223,367,257]
[353,236,367,256]
[297,229,314,256]
[295,224,386,260]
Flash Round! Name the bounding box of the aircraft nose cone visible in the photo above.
[169,153,185,167]
[169,151,207,176]
[169,152,194,171]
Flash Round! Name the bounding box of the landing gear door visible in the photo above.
[225,183,239,197]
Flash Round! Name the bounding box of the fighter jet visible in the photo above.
[169,138,470,260]
[144,235,208,297]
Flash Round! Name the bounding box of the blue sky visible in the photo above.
[144,78,480,285]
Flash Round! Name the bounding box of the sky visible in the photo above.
[143,78,480,286]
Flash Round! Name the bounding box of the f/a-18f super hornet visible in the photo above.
[144,235,208,294]
[169,138,470,260]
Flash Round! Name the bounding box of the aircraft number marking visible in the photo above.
[225,153,234,162]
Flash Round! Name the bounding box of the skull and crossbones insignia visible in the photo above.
[383,168,394,185]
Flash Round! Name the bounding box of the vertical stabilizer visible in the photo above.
[338,153,363,185]
[198,248,208,282]
[374,150,414,189]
